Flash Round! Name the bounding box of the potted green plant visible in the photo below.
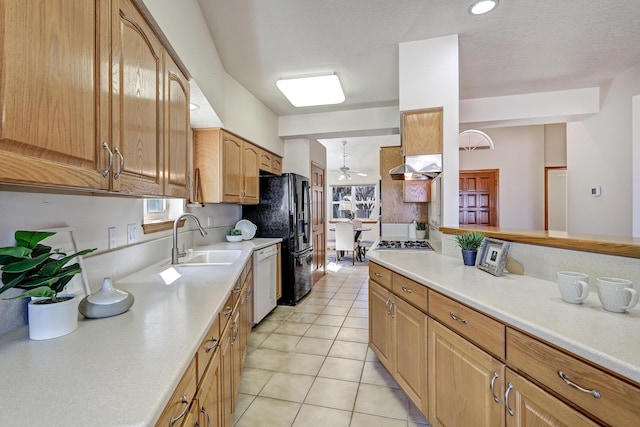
[226,228,243,242]
[415,222,427,239]
[0,230,96,340]
[454,231,485,266]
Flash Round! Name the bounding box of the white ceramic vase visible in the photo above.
[28,294,79,340]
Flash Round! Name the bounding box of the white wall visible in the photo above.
[566,62,640,236]
[460,126,546,230]
[282,139,326,179]
[399,35,459,227]
[142,0,283,153]
[0,189,240,334]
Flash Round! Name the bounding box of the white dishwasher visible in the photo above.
[253,244,278,324]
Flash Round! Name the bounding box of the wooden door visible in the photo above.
[393,297,428,414]
[505,369,598,427]
[112,0,163,195]
[369,281,393,369]
[459,170,498,226]
[0,0,110,191]
[242,141,260,204]
[428,319,505,427]
[311,162,326,283]
[221,132,243,203]
[163,52,190,198]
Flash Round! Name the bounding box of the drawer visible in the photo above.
[428,290,505,359]
[392,273,428,313]
[507,328,640,427]
[196,314,221,381]
[369,262,392,290]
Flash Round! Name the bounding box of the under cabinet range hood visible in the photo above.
[389,154,442,180]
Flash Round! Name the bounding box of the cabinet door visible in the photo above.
[393,297,428,414]
[0,0,110,190]
[111,0,163,196]
[369,280,393,369]
[428,319,505,427]
[199,351,223,427]
[242,141,260,204]
[402,108,443,156]
[164,52,190,198]
[222,132,243,203]
[220,323,234,427]
[155,357,197,427]
[230,310,242,417]
[505,369,599,427]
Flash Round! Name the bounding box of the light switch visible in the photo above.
[127,224,137,244]
[108,227,117,249]
[591,186,601,197]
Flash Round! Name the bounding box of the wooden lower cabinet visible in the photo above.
[155,357,197,426]
[428,319,504,427]
[369,279,428,414]
[505,369,598,427]
[196,350,223,427]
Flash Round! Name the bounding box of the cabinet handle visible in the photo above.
[401,286,413,294]
[504,383,514,416]
[449,311,468,324]
[490,372,500,403]
[200,405,210,427]
[374,272,382,277]
[102,142,113,177]
[234,286,241,295]
[169,395,189,426]
[557,371,601,398]
[113,146,125,180]
[385,299,390,315]
[223,306,233,318]
[231,321,239,345]
[204,337,219,353]
[389,301,395,318]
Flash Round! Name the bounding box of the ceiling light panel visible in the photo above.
[276,74,345,107]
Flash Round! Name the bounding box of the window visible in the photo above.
[143,199,184,223]
[331,185,377,220]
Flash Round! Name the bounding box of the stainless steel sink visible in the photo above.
[177,249,242,266]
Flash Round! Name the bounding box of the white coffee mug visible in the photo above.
[596,277,639,313]
[557,271,589,304]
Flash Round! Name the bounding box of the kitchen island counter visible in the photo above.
[367,248,640,386]
[0,237,281,426]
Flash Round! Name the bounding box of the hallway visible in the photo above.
[233,261,432,426]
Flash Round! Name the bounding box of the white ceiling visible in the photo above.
[196,0,640,174]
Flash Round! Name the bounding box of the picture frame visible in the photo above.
[476,237,510,276]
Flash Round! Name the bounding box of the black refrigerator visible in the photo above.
[242,173,313,305]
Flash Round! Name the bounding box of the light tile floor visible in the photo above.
[233,260,433,427]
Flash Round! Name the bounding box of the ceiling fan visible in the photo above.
[335,141,367,180]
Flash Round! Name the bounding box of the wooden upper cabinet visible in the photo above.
[401,108,443,156]
[163,53,190,198]
[194,128,260,204]
[259,149,283,176]
[0,0,110,190]
[111,0,163,196]
[242,142,259,204]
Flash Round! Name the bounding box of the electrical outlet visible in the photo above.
[108,227,117,249]
[207,216,213,227]
[127,224,137,244]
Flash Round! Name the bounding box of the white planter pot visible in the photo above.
[416,230,427,239]
[28,294,79,340]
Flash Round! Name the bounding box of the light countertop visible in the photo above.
[0,237,281,426]
[367,248,640,385]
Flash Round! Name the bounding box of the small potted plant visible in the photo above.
[415,222,427,239]
[454,231,485,266]
[226,228,243,242]
[0,230,96,340]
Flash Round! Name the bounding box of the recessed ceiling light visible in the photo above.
[276,74,345,107]
[469,0,498,15]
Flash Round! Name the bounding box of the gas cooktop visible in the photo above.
[374,240,435,251]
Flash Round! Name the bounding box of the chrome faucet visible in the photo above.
[172,213,208,264]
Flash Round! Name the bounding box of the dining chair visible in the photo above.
[335,222,357,265]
